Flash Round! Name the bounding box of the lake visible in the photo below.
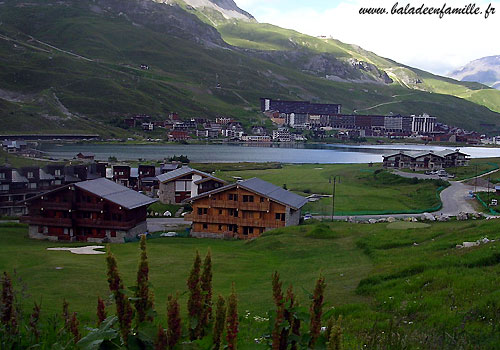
[39,143,500,164]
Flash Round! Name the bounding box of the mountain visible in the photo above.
[449,56,500,90]
[1,0,500,136]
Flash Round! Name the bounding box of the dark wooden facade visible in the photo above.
[20,180,153,243]
[186,179,305,240]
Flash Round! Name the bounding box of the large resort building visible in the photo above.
[185,177,308,239]
[383,149,470,170]
[20,178,156,243]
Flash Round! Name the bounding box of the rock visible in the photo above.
[413,242,419,246]
[457,212,468,221]
[462,241,480,248]
[456,244,464,249]
[423,212,436,221]
[368,219,377,224]
[347,216,355,223]
[387,217,396,223]
[377,218,387,223]
[411,217,418,222]
[437,215,449,222]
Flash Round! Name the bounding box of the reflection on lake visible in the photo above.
[40,143,500,164]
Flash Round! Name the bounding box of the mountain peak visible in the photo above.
[169,0,255,21]
[449,55,500,90]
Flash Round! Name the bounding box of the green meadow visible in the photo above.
[1,218,500,348]
[212,164,446,215]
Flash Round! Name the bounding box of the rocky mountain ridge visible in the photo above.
[449,56,500,90]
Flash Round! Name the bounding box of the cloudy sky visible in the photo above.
[234,0,500,75]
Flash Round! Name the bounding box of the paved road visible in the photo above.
[147,218,191,232]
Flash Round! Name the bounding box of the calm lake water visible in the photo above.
[40,143,500,164]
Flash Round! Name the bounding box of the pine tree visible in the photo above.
[135,235,154,324]
[187,250,202,340]
[213,295,226,350]
[271,271,285,350]
[167,295,181,350]
[97,296,107,326]
[309,275,326,349]
[199,249,213,335]
[106,249,133,344]
[226,284,238,350]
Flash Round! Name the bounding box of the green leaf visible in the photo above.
[77,316,119,350]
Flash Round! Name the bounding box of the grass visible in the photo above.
[2,217,500,348]
[1,0,500,135]
[215,164,446,215]
[147,202,182,218]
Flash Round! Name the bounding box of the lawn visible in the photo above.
[2,218,500,348]
[214,164,446,215]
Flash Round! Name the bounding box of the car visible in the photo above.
[304,214,312,220]
[160,232,178,237]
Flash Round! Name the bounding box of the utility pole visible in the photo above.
[474,164,478,193]
[330,176,340,221]
[487,176,491,207]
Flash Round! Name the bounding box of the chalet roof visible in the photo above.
[11,170,28,183]
[384,149,470,160]
[77,152,95,157]
[75,178,156,209]
[156,166,225,185]
[39,169,55,181]
[187,177,308,210]
[160,163,180,172]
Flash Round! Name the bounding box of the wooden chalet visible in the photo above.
[20,178,156,243]
[184,177,308,239]
[157,166,227,204]
[383,149,470,170]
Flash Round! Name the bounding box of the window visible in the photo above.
[118,171,124,175]
[275,213,285,221]
[197,208,208,215]
[55,169,61,176]
[175,181,186,191]
[202,223,208,229]
[219,209,223,215]
[0,184,8,191]
[27,172,34,179]
[243,227,254,235]
[54,180,61,185]
[228,209,238,217]
[28,182,37,189]
[228,193,238,201]
[0,173,5,179]
[218,224,223,231]
[243,195,254,203]
[260,197,265,203]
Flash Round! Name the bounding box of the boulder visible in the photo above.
[368,219,377,224]
[422,212,436,221]
[457,212,468,221]
[387,217,396,223]
[462,241,480,248]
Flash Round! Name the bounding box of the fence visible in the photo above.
[309,186,446,216]
[475,193,500,215]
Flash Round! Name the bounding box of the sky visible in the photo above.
[234,0,500,76]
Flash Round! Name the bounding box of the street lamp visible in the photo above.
[329,176,341,221]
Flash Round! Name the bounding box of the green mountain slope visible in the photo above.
[0,0,500,135]
[216,21,500,113]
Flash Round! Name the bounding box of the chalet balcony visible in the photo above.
[37,202,72,211]
[209,200,270,211]
[190,214,282,228]
[20,216,73,227]
[74,218,137,229]
[75,202,104,211]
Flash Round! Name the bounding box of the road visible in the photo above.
[147,218,191,232]
[393,170,495,216]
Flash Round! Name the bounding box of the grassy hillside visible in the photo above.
[1,218,500,348]
[1,0,500,135]
[217,20,500,115]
